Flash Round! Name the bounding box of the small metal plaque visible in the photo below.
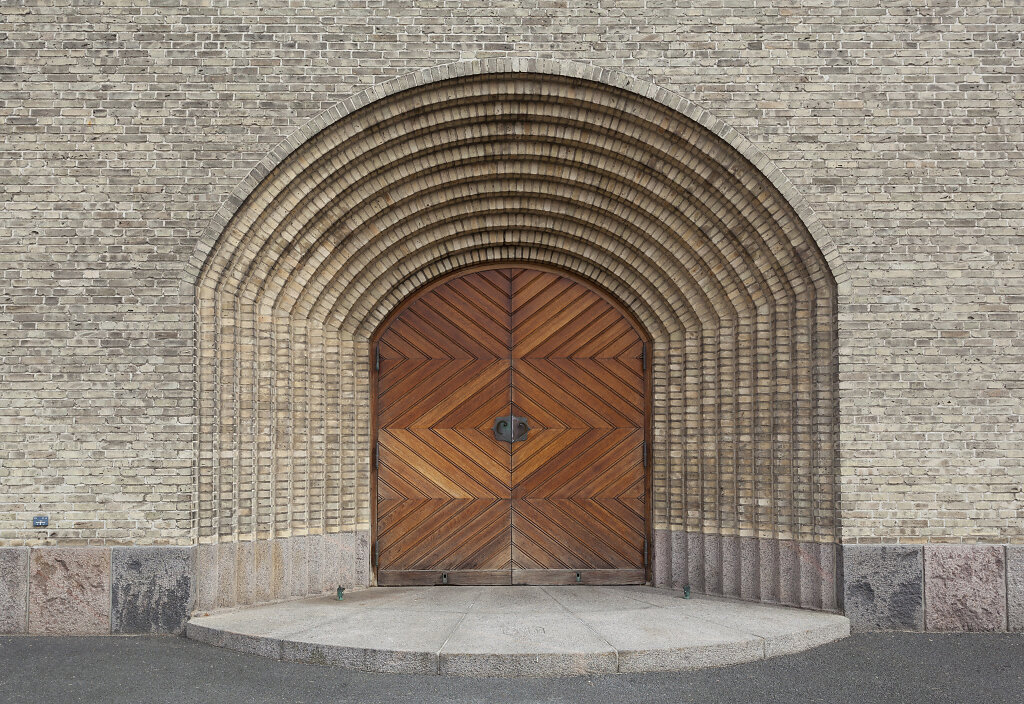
[33,516,48,528]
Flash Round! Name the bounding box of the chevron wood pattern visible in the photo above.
[375,267,648,586]
[376,271,514,585]
[510,269,646,584]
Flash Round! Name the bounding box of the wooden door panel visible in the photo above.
[509,269,646,582]
[376,271,513,584]
[391,498,511,570]
[380,429,508,499]
[378,570,513,587]
[514,360,640,427]
[375,267,647,586]
[512,428,620,495]
[378,359,507,428]
[511,569,646,586]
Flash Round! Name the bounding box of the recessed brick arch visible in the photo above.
[193,66,840,610]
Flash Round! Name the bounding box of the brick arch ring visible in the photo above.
[191,60,842,611]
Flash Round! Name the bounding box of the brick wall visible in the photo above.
[2,1,1022,551]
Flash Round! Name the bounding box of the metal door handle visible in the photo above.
[513,417,530,442]
[493,415,530,443]
[493,416,512,443]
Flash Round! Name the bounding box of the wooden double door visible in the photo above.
[373,267,648,585]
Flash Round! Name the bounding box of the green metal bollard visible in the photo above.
[337,586,345,601]
[682,585,691,599]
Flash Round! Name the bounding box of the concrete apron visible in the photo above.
[186,585,850,677]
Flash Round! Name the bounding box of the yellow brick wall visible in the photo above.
[5,2,1021,550]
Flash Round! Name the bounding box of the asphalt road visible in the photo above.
[1,633,1021,704]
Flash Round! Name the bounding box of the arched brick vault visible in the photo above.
[194,65,840,608]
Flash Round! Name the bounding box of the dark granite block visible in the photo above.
[111,546,195,634]
[0,547,29,634]
[843,544,923,632]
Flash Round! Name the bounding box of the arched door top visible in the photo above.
[372,265,651,586]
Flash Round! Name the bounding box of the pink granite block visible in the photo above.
[254,539,274,603]
[925,545,1006,632]
[670,530,689,591]
[739,537,761,602]
[702,533,722,594]
[686,532,705,592]
[194,543,218,612]
[28,547,111,635]
[721,535,741,598]
[778,540,799,606]
[758,538,780,603]
[1008,546,1024,632]
[796,541,836,611]
[307,534,325,595]
[651,528,671,589]
[355,530,371,587]
[216,542,236,609]
[235,540,255,606]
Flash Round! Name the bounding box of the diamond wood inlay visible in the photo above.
[375,267,649,585]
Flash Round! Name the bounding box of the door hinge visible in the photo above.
[643,536,649,567]
[374,539,379,566]
[642,440,648,468]
[641,342,646,371]
[375,344,380,372]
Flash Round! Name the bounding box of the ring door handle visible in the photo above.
[493,416,529,443]
[493,416,513,443]
[513,417,530,442]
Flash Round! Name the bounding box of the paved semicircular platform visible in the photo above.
[186,586,850,677]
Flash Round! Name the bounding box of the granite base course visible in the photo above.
[28,547,111,635]
[651,531,839,612]
[3,542,1023,635]
[842,545,924,632]
[924,545,1007,632]
[111,547,195,635]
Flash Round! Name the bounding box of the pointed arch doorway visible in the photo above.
[372,265,651,586]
